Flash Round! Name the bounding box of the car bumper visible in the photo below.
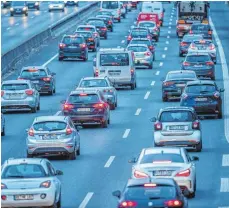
[49,6,64,10]
[98,31,107,37]
[104,94,116,105]
[11,10,27,14]
[134,59,152,68]
[163,88,184,98]
[59,51,87,58]
[63,114,106,125]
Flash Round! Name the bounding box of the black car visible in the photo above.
[58,35,88,61]
[74,31,98,52]
[26,1,40,10]
[112,178,188,208]
[61,90,110,128]
[189,23,213,40]
[162,70,198,102]
[64,1,79,6]
[179,34,203,57]
[18,66,56,95]
[10,1,28,16]
[96,15,114,32]
[182,52,215,80]
[87,20,108,39]
[180,80,224,118]
[127,27,152,45]
[2,1,12,8]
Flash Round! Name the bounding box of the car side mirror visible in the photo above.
[183,189,189,197]
[60,100,66,104]
[150,117,157,122]
[128,157,137,163]
[25,128,29,133]
[51,72,56,76]
[191,156,199,161]
[112,190,121,199]
[220,88,225,92]
[55,170,63,175]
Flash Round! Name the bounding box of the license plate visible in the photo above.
[169,125,185,130]
[195,97,207,102]
[14,194,33,200]
[176,84,185,87]
[68,46,77,48]
[198,47,206,50]
[77,108,90,112]
[32,81,39,84]
[9,94,21,99]
[154,170,172,176]
[43,134,58,140]
[194,65,202,67]
[109,72,120,75]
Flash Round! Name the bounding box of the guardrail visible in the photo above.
[1,2,99,76]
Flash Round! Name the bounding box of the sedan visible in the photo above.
[48,1,65,12]
[180,80,224,119]
[1,113,5,136]
[127,27,152,45]
[96,15,114,32]
[129,147,199,198]
[75,31,98,52]
[26,1,40,10]
[1,158,62,208]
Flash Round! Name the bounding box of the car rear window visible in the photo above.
[100,53,129,66]
[75,32,92,38]
[63,37,83,44]
[68,94,100,104]
[2,164,47,179]
[33,121,67,131]
[131,30,148,36]
[193,40,212,46]
[125,185,176,200]
[183,35,203,42]
[101,1,119,9]
[191,24,210,31]
[77,27,95,32]
[185,84,216,93]
[79,79,108,88]
[2,84,29,91]
[160,111,194,122]
[127,46,148,52]
[167,73,196,80]
[130,39,150,46]
[138,22,156,27]
[141,153,184,164]
[186,55,210,62]
[12,1,25,6]
[87,21,105,27]
[20,69,47,78]
[98,11,112,16]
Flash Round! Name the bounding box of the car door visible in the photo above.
[107,77,117,100]
[69,118,79,147]
[184,149,196,178]
[30,82,39,103]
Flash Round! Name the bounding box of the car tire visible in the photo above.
[218,110,223,119]
[104,35,107,40]
[195,141,202,152]
[153,53,155,61]
[58,57,63,61]
[1,127,5,136]
[83,54,88,62]
[48,9,51,12]
[162,96,168,102]
[179,52,183,57]
[10,13,14,16]
[130,83,135,90]
[156,37,159,42]
[37,101,40,111]
[118,19,121,23]
[31,106,37,113]
[68,149,76,160]
[62,9,64,12]
[27,152,33,158]
[110,103,115,110]
[188,191,195,198]
[148,63,153,69]
[37,7,40,10]
[115,100,118,107]
[49,89,53,96]
[76,145,80,155]
[53,87,56,94]
[57,192,61,208]
[102,119,108,128]
[211,76,215,80]
[25,12,28,16]
[111,27,113,32]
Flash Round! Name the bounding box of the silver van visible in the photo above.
[93,48,137,90]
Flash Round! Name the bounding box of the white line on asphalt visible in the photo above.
[167,35,170,39]
[168,26,171,29]
[159,62,163,66]
[169,22,172,25]
[6,27,10,30]
[78,192,94,208]
[144,91,150,100]
[44,10,48,13]
[5,14,8,17]
[15,23,19,26]
[104,156,115,168]
[123,129,131,138]
[218,207,229,208]
[222,155,229,166]
[210,17,229,143]
[125,35,127,38]
[166,41,169,44]
[151,81,155,86]
[54,111,61,116]
[162,54,166,59]
[30,16,34,19]
[170,18,172,21]
[168,31,171,34]
[121,40,125,44]
[135,108,141,116]
[156,71,160,75]
[164,47,168,51]
[42,54,58,67]
[220,178,229,192]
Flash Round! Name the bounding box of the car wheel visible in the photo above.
[10,13,14,16]
[62,9,64,12]
[31,106,37,113]
[135,82,137,88]
[1,127,5,136]
[83,54,88,61]
[179,52,183,57]
[25,12,28,16]
[153,53,155,61]
[156,37,159,42]
[48,9,51,12]
[102,119,108,128]
[111,27,113,32]
[188,191,195,198]
[49,89,53,96]
[118,19,121,23]
[162,96,168,102]
[37,101,40,111]
[104,35,107,40]
[115,100,118,107]
[27,152,33,158]
[37,7,40,10]
[53,86,56,94]
[218,110,223,119]
[195,141,202,152]
[58,56,63,61]
[148,62,153,69]
[76,145,80,155]
[68,149,76,160]
[130,83,135,90]
[110,103,115,110]
[211,76,215,80]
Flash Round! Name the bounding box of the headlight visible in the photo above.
[10,7,14,11]
[49,5,53,8]
[35,2,39,6]
[23,7,27,11]
[64,0,67,3]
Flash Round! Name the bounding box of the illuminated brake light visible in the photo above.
[66,126,72,135]
[25,89,34,96]
[88,38,94,41]
[28,128,34,136]
[28,69,38,72]
[101,27,107,31]
[163,81,174,86]
[120,201,137,207]
[63,104,74,110]
[95,69,99,77]
[175,169,190,177]
[43,77,51,82]
[1,195,7,200]
[127,35,132,41]
[40,180,51,188]
[180,42,188,46]
[79,93,87,96]
[1,91,4,97]
[93,103,105,109]
[165,200,183,207]
[144,183,157,187]
[206,61,214,65]
[154,122,162,131]
[183,61,190,66]
[108,20,112,24]
[59,43,66,49]
[189,43,196,50]
[192,121,200,130]
[80,44,87,49]
[134,170,149,178]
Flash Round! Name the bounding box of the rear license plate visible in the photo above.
[109,72,120,75]
[195,98,207,102]
[32,81,39,84]
[169,125,185,130]
[194,65,202,67]
[43,134,58,140]
[77,108,90,112]
[14,194,33,200]
[68,46,77,48]
[9,94,21,99]
[154,170,172,176]
[176,84,185,87]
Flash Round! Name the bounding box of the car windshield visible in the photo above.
[2,84,29,91]
[100,53,129,66]
[125,186,176,200]
[185,84,216,93]
[63,37,83,44]
[131,30,148,36]
[33,121,67,131]
[160,111,194,122]
[77,27,95,32]
[98,11,112,16]
[186,55,210,62]
[87,21,105,27]
[12,1,25,6]
[191,24,210,31]
[2,164,47,179]
[20,69,47,78]
[167,73,196,80]
[131,39,150,46]
[101,1,119,9]
[138,22,156,28]
[79,80,108,88]
[127,46,148,52]
[68,94,99,104]
[75,32,92,38]
[183,35,203,42]
[141,153,184,164]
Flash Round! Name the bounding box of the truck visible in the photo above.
[176,1,210,38]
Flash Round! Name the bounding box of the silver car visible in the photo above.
[1,113,5,136]
[26,116,80,160]
[48,1,65,12]
[129,147,199,198]
[1,80,40,113]
[151,107,202,152]
[77,77,118,110]
[1,158,62,208]
[127,44,153,69]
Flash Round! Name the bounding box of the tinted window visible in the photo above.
[77,27,95,32]
[20,69,47,78]
[12,1,25,6]
[160,111,194,122]
[127,46,148,52]
[185,84,216,93]
[186,55,210,62]
[153,8,161,11]
[2,164,47,179]
[141,153,184,164]
[191,24,210,31]
[33,121,67,131]
[87,21,105,27]
[68,94,99,104]
[98,11,112,16]
[2,84,29,91]
[183,35,203,42]
[101,1,119,9]
[138,22,156,27]
[75,32,92,38]
[100,53,129,66]
[130,39,150,46]
[63,37,83,44]
[167,73,196,80]
[131,30,148,36]
[79,79,108,88]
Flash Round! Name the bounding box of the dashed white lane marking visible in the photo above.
[125,35,127,38]
[167,35,170,38]
[54,111,61,116]
[218,207,229,208]
[135,108,142,116]
[79,192,94,208]
[164,47,168,51]
[121,40,125,44]
[30,16,34,19]
[123,129,131,138]
[156,71,160,75]
[169,22,172,25]
[166,41,169,44]
[104,156,115,168]
[220,178,229,192]
[170,18,172,21]
[222,155,229,166]
[159,62,163,66]
[210,17,229,143]
[5,14,8,17]
[42,53,58,67]
[168,26,171,29]
[144,91,150,100]
[168,31,171,34]
[162,54,166,59]
[44,10,48,13]
[151,81,155,86]
[6,27,11,30]
[15,23,19,26]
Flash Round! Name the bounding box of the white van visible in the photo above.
[100,1,121,22]
[93,48,137,90]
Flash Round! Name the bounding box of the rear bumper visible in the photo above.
[27,146,74,156]
[59,50,87,58]
[63,114,106,125]
[98,31,107,37]
[162,88,183,98]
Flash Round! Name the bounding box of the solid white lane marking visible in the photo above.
[144,91,150,100]
[162,54,166,59]
[210,17,229,143]
[222,155,229,166]
[135,108,141,116]
[44,10,48,13]
[159,62,163,66]
[125,35,127,38]
[121,40,125,44]
[42,53,58,67]
[15,23,19,26]
[79,192,94,208]
[104,156,115,168]
[220,178,229,192]
[164,47,168,51]
[168,31,171,34]
[166,41,169,44]
[54,111,61,116]
[7,27,11,30]
[123,129,131,138]
[151,81,155,86]
[156,71,160,75]
[167,35,170,39]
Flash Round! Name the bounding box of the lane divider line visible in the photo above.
[220,178,229,192]
[168,31,171,34]
[78,192,94,208]
[42,53,58,67]
[144,91,150,100]
[15,23,19,26]
[6,27,10,30]
[169,22,172,25]
[167,35,170,39]
[156,71,160,75]
[159,62,163,66]
[168,26,171,29]
[135,108,141,116]
[222,154,229,166]
[104,156,115,168]
[166,41,169,44]
[121,40,125,44]
[151,81,155,86]
[54,111,61,116]
[123,129,131,138]
[162,54,166,59]
[164,47,168,51]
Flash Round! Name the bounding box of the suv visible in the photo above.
[61,89,110,127]
[127,27,152,44]
[151,107,202,152]
[189,23,213,40]
[58,35,88,61]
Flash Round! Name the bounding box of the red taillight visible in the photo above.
[147,35,152,39]
[189,30,193,34]
[43,77,51,82]
[63,104,74,110]
[101,27,107,31]
[80,43,87,49]
[214,92,220,99]
[130,68,134,75]
[1,195,7,200]
[66,126,72,135]
[59,43,66,49]
[1,90,4,97]
[149,46,154,50]
[182,93,188,100]
[206,61,214,65]
[103,89,113,93]
[40,180,51,188]
[144,51,151,56]
[28,128,34,136]
[163,81,174,86]
[120,201,138,207]
[93,32,98,37]
[25,89,34,96]
[165,200,183,207]
[183,61,190,66]
[1,183,7,190]
[208,30,212,35]
[154,122,162,131]
[175,169,190,177]
[127,35,132,41]
[144,183,157,187]
[180,42,188,46]
[192,121,200,130]
[209,44,215,50]
[134,170,148,178]
[108,20,112,24]
[88,38,94,41]
[95,69,99,77]
[93,103,106,109]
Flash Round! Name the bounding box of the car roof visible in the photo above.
[167,70,195,74]
[127,178,175,187]
[2,80,31,85]
[161,106,195,112]
[81,77,108,81]
[75,31,93,34]
[22,66,46,71]
[127,44,148,47]
[70,89,100,95]
[186,80,215,85]
[33,116,68,123]
[143,147,182,155]
[131,38,150,41]
[99,48,129,53]
[77,25,96,28]
[3,158,46,166]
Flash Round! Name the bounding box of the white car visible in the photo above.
[49,1,65,12]
[129,147,199,198]
[1,158,62,208]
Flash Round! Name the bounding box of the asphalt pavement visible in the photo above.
[1,2,229,208]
